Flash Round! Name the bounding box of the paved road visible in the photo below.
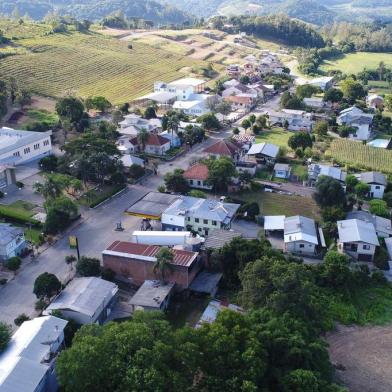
[0,185,149,326]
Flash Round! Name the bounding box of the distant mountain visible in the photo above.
[0,0,191,25]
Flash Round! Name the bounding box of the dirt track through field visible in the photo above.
[327,324,392,392]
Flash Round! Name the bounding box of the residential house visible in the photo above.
[183,163,212,190]
[118,113,162,136]
[367,94,384,109]
[246,142,279,165]
[159,130,182,147]
[117,135,138,155]
[161,196,240,236]
[226,64,241,77]
[274,163,291,179]
[196,299,243,328]
[307,76,334,91]
[129,280,175,312]
[120,154,144,169]
[303,97,331,110]
[0,165,16,190]
[337,219,379,261]
[337,106,374,141]
[130,134,171,156]
[224,94,256,111]
[347,211,392,238]
[355,171,387,199]
[0,316,67,392]
[267,109,314,131]
[0,223,27,262]
[102,241,201,289]
[222,83,257,98]
[203,139,242,160]
[258,55,284,75]
[223,79,242,89]
[0,127,52,165]
[284,215,324,255]
[173,93,216,116]
[308,163,347,186]
[44,277,119,325]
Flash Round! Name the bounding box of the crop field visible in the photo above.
[329,139,392,174]
[321,52,392,75]
[0,23,202,104]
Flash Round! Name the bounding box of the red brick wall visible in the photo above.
[102,254,200,289]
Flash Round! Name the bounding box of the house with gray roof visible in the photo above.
[0,316,67,392]
[161,196,240,236]
[355,171,387,199]
[284,215,324,255]
[308,163,347,186]
[44,277,118,325]
[0,127,52,165]
[246,142,279,164]
[337,106,374,141]
[337,219,379,261]
[0,223,27,261]
[346,211,392,238]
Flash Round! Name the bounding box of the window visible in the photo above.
[203,219,208,224]
[363,244,371,250]
[34,143,40,150]
[198,228,202,232]
[195,218,199,223]
[197,181,201,186]
[375,186,380,189]
[212,220,217,226]
[187,217,190,222]
[13,151,20,157]
[189,180,194,185]
[299,244,304,248]
[43,140,50,146]
[23,147,30,154]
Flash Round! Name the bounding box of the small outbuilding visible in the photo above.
[273,163,291,179]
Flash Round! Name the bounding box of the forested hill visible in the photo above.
[0,0,191,25]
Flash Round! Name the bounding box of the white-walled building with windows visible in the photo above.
[0,127,52,165]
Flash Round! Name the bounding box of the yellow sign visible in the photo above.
[69,236,78,249]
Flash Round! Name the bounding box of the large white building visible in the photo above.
[0,316,67,392]
[0,127,52,165]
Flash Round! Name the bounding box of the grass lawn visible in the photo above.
[321,52,392,75]
[255,127,291,148]
[367,80,392,95]
[79,184,125,208]
[233,190,320,220]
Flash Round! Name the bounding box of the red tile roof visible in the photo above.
[224,95,253,104]
[105,241,198,267]
[203,139,241,157]
[129,134,169,147]
[183,163,209,181]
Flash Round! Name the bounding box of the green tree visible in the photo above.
[76,256,101,277]
[33,272,61,299]
[16,89,32,109]
[164,169,189,194]
[345,174,359,192]
[341,77,366,102]
[314,176,346,207]
[383,191,392,207]
[0,322,11,353]
[313,121,328,136]
[288,132,313,150]
[323,88,343,103]
[44,197,79,234]
[384,94,392,111]
[5,256,21,271]
[197,113,220,131]
[369,199,390,218]
[320,251,351,290]
[144,106,156,119]
[296,84,319,99]
[207,156,237,192]
[14,313,30,327]
[166,112,180,147]
[33,175,63,200]
[354,182,370,199]
[241,118,251,129]
[188,189,207,198]
[137,128,149,152]
[153,248,174,282]
[56,96,85,124]
[84,96,112,113]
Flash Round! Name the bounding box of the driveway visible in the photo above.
[0,185,149,326]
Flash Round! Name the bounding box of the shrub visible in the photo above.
[88,185,125,208]
[5,256,22,271]
[14,313,30,326]
[35,299,47,311]
[16,181,24,189]
[157,185,166,193]
[374,246,390,270]
[0,278,7,285]
[101,268,115,282]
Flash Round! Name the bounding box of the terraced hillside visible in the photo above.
[0,23,202,104]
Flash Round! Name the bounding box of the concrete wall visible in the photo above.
[286,240,316,255]
[338,241,376,261]
[369,184,385,199]
[187,179,212,190]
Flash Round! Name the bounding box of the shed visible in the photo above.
[264,215,285,231]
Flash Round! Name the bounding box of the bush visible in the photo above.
[87,185,126,209]
[0,205,41,227]
[35,299,47,311]
[5,256,22,271]
[374,246,390,270]
[101,268,115,281]
[188,190,207,198]
[157,185,166,193]
[16,181,24,189]
[39,155,58,172]
[128,164,145,179]
[14,313,30,326]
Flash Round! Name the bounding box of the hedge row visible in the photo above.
[0,205,42,227]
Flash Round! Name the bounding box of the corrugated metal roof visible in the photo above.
[337,219,379,246]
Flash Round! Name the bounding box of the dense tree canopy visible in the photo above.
[206,156,236,192]
[314,176,346,207]
[288,132,313,150]
[33,272,61,299]
[164,169,189,194]
[0,323,11,353]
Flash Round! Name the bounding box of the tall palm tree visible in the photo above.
[167,113,180,147]
[153,248,174,282]
[137,127,149,152]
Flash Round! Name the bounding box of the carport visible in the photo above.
[263,215,285,250]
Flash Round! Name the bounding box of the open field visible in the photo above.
[328,139,392,174]
[0,22,204,104]
[321,52,392,75]
[327,324,392,392]
[234,191,320,219]
[255,127,291,148]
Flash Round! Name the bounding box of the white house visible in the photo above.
[355,171,387,199]
[154,77,206,101]
[44,277,119,325]
[367,94,384,109]
[130,134,171,156]
[303,97,331,109]
[274,163,291,179]
[183,163,212,190]
[308,164,347,186]
[284,215,323,255]
[347,211,392,238]
[307,76,334,91]
[337,106,374,141]
[172,94,212,116]
[118,113,162,136]
[0,223,27,261]
[268,109,314,132]
[0,316,67,392]
[0,127,52,165]
[337,219,379,261]
[246,142,280,164]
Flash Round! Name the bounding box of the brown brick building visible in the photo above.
[102,241,201,290]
